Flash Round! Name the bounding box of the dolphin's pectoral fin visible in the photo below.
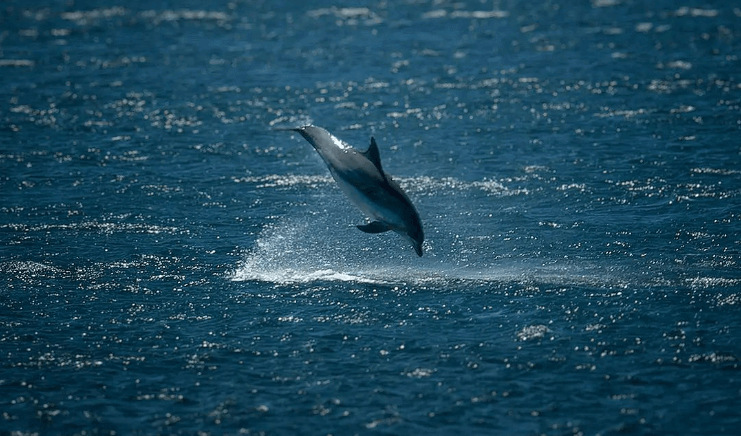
[357,221,391,234]
[363,137,385,176]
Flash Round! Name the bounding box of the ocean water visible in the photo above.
[2,0,740,434]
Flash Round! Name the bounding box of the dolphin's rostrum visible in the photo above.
[284,125,424,256]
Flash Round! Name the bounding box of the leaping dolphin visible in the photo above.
[283,125,424,256]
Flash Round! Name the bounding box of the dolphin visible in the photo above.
[283,125,424,256]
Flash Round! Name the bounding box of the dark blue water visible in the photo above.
[2,0,740,434]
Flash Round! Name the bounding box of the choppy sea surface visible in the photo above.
[2,0,741,434]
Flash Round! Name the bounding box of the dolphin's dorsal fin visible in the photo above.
[363,137,385,175]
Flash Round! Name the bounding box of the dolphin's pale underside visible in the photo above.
[285,125,424,256]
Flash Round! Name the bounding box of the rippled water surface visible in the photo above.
[2,0,740,434]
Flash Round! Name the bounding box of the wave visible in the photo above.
[228,172,737,291]
[227,215,633,289]
[229,228,736,293]
[0,221,183,235]
[232,174,511,196]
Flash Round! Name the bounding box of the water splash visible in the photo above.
[229,218,383,284]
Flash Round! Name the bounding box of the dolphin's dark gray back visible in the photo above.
[291,126,385,184]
